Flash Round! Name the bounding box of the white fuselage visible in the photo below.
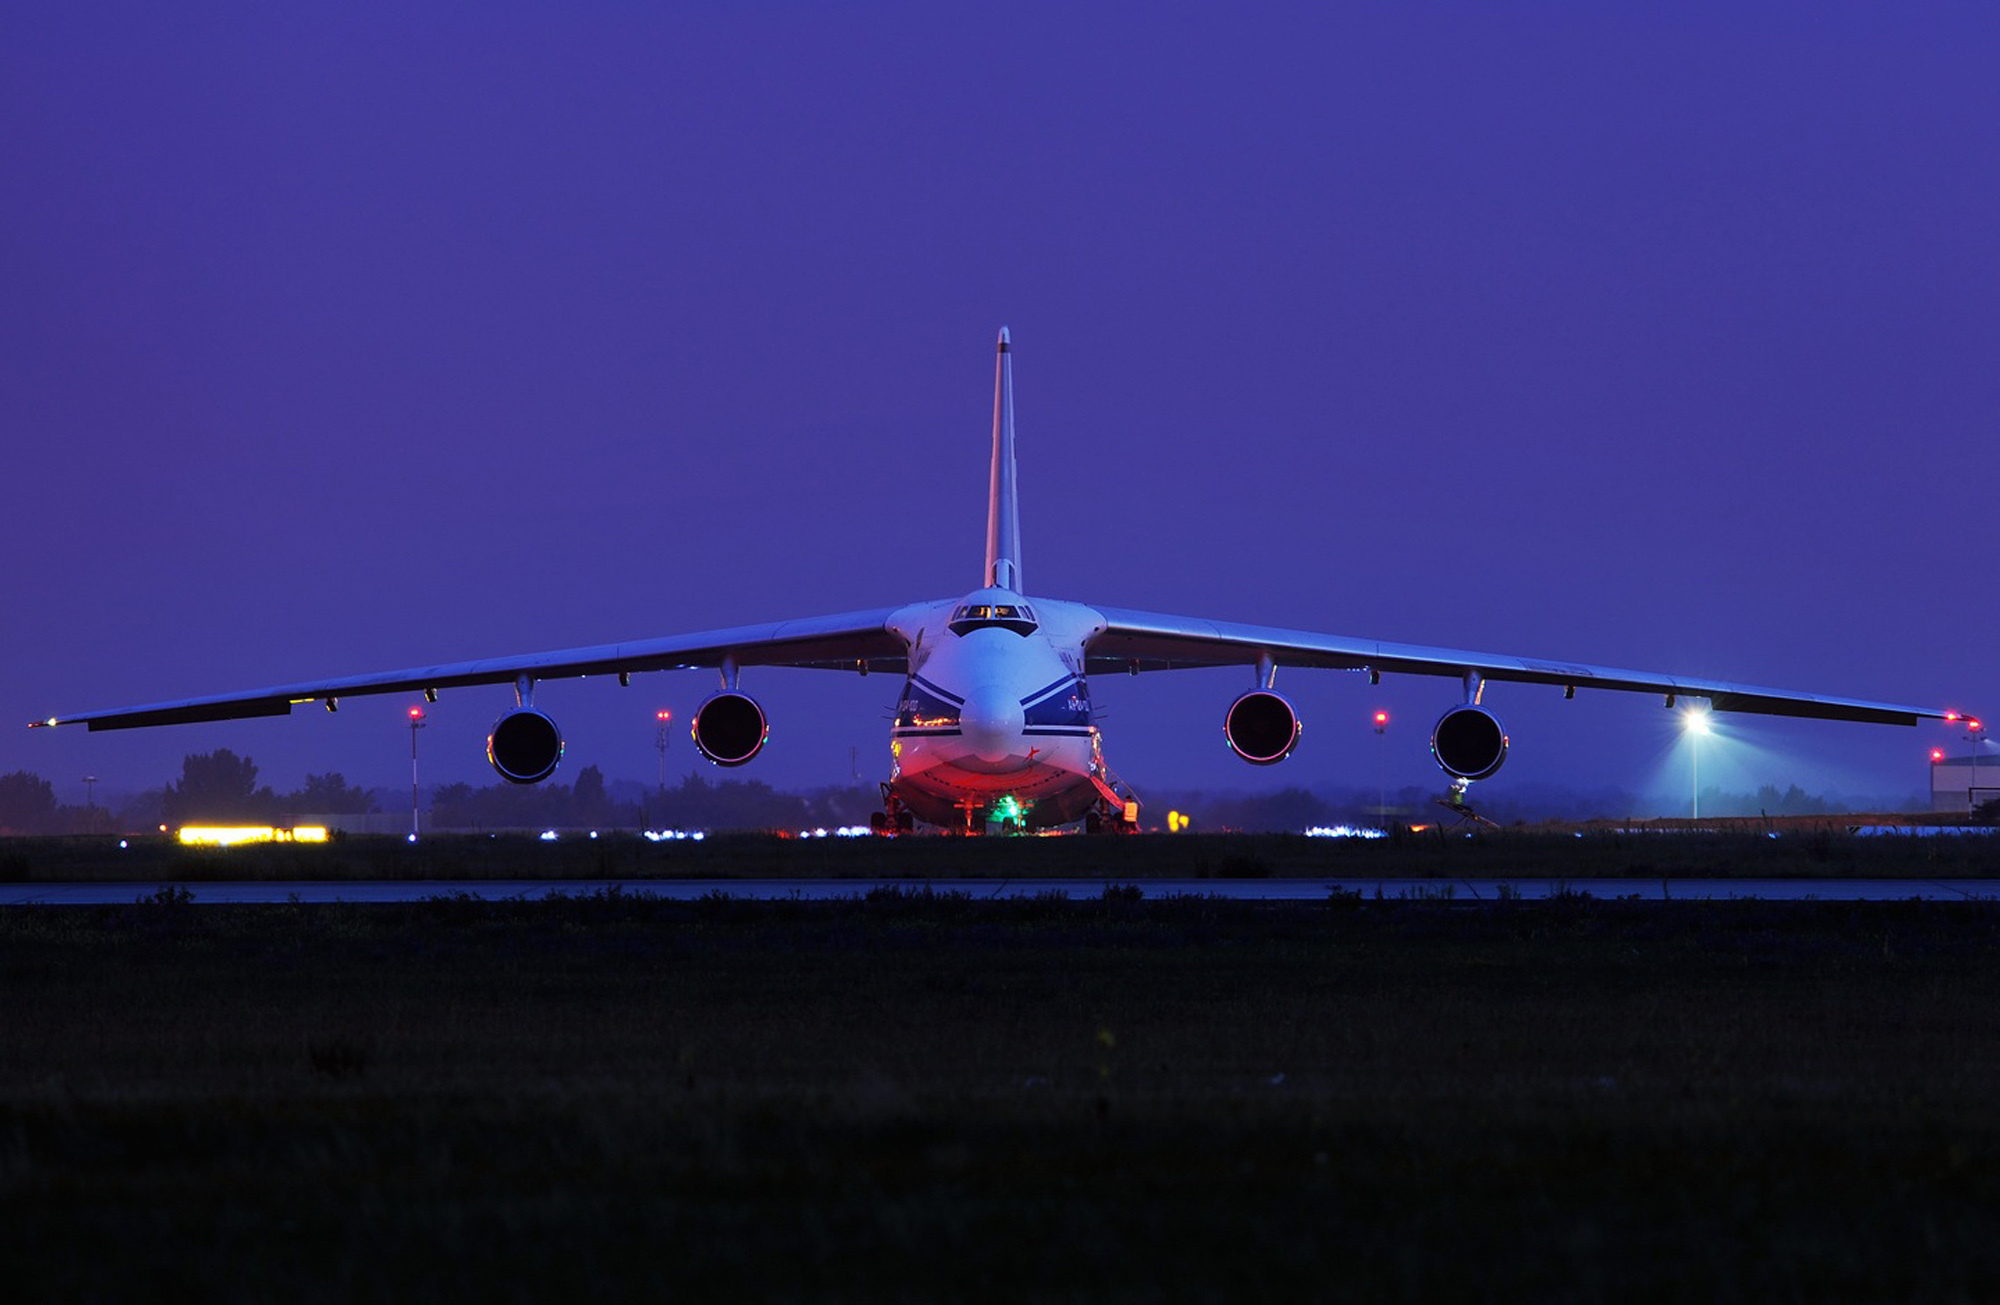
[884,587,1110,829]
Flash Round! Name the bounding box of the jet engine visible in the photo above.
[1430,705,1509,781]
[488,708,565,784]
[692,691,768,767]
[1224,690,1301,765]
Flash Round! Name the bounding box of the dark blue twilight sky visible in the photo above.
[5,3,1995,811]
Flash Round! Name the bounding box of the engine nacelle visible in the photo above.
[1225,690,1301,765]
[488,708,564,785]
[1430,705,1509,781]
[692,691,768,767]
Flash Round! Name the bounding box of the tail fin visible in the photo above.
[985,326,1022,590]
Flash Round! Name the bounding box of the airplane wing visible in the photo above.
[32,607,910,731]
[1081,604,1952,727]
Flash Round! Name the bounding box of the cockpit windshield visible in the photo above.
[949,603,1038,636]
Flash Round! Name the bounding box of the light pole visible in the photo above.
[83,775,97,811]
[1946,712,1986,815]
[1682,706,1710,822]
[408,706,426,839]
[1969,716,1987,815]
[1371,709,1389,824]
[656,710,672,794]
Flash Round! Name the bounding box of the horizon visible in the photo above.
[12,756,1936,824]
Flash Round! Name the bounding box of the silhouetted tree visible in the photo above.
[573,764,612,825]
[429,782,479,829]
[280,772,377,815]
[0,771,57,834]
[118,788,167,832]
[163,750,276,824]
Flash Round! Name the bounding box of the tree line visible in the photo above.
[0,751,379,835]
[0,750,1946,837]
[0,750,879,835]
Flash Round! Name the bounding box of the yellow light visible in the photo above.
[178,825,330,847]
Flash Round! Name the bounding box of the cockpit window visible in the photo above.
[949,603,1038,636]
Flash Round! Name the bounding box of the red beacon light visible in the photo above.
[1931,748,1947,764]
[408,706,425,721]
[1372,710,1390,734]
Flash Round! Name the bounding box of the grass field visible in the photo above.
[7,887,2000,1301]
[3,826,1998,883]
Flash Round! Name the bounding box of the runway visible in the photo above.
[7,877,2000,905]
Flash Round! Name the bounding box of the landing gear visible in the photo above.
[871,784,915,836]
[1086,763,1141,834]
[1085,795,1140,834]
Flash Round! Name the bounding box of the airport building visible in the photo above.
[1930,753,2000,814]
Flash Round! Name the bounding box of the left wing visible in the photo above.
[33,606,911,731]
[1083,604,1952,727]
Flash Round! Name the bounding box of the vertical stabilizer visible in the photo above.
[985,326,1022,590]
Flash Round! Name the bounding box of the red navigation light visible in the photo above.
[1970,719,1985,733]
[1946,711,1962,722]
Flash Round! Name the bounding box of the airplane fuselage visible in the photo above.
[885,586,1112,829]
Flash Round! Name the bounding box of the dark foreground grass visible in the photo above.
[5,826,1999,882]
[7,891,2000,1301]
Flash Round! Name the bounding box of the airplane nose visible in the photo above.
[960,682,1024,763]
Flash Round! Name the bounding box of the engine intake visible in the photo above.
[692,691,768,766]
[1225,690,1301,765]
[488,708,564,785]
[1431,705,1508,781]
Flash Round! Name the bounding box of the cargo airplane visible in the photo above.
[33,329,1963,832]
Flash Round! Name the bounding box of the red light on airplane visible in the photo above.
[1970,719,1985,733]
[1946,711,1962,722]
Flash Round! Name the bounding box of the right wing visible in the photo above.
[32,606,912,732]
[1082,604,1956,727]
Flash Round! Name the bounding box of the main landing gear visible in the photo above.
[869,783,915,836]
[1084,801,1141,835]
[1086,767,1141,834]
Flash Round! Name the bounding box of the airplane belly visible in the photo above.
[892,732,1099,828]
